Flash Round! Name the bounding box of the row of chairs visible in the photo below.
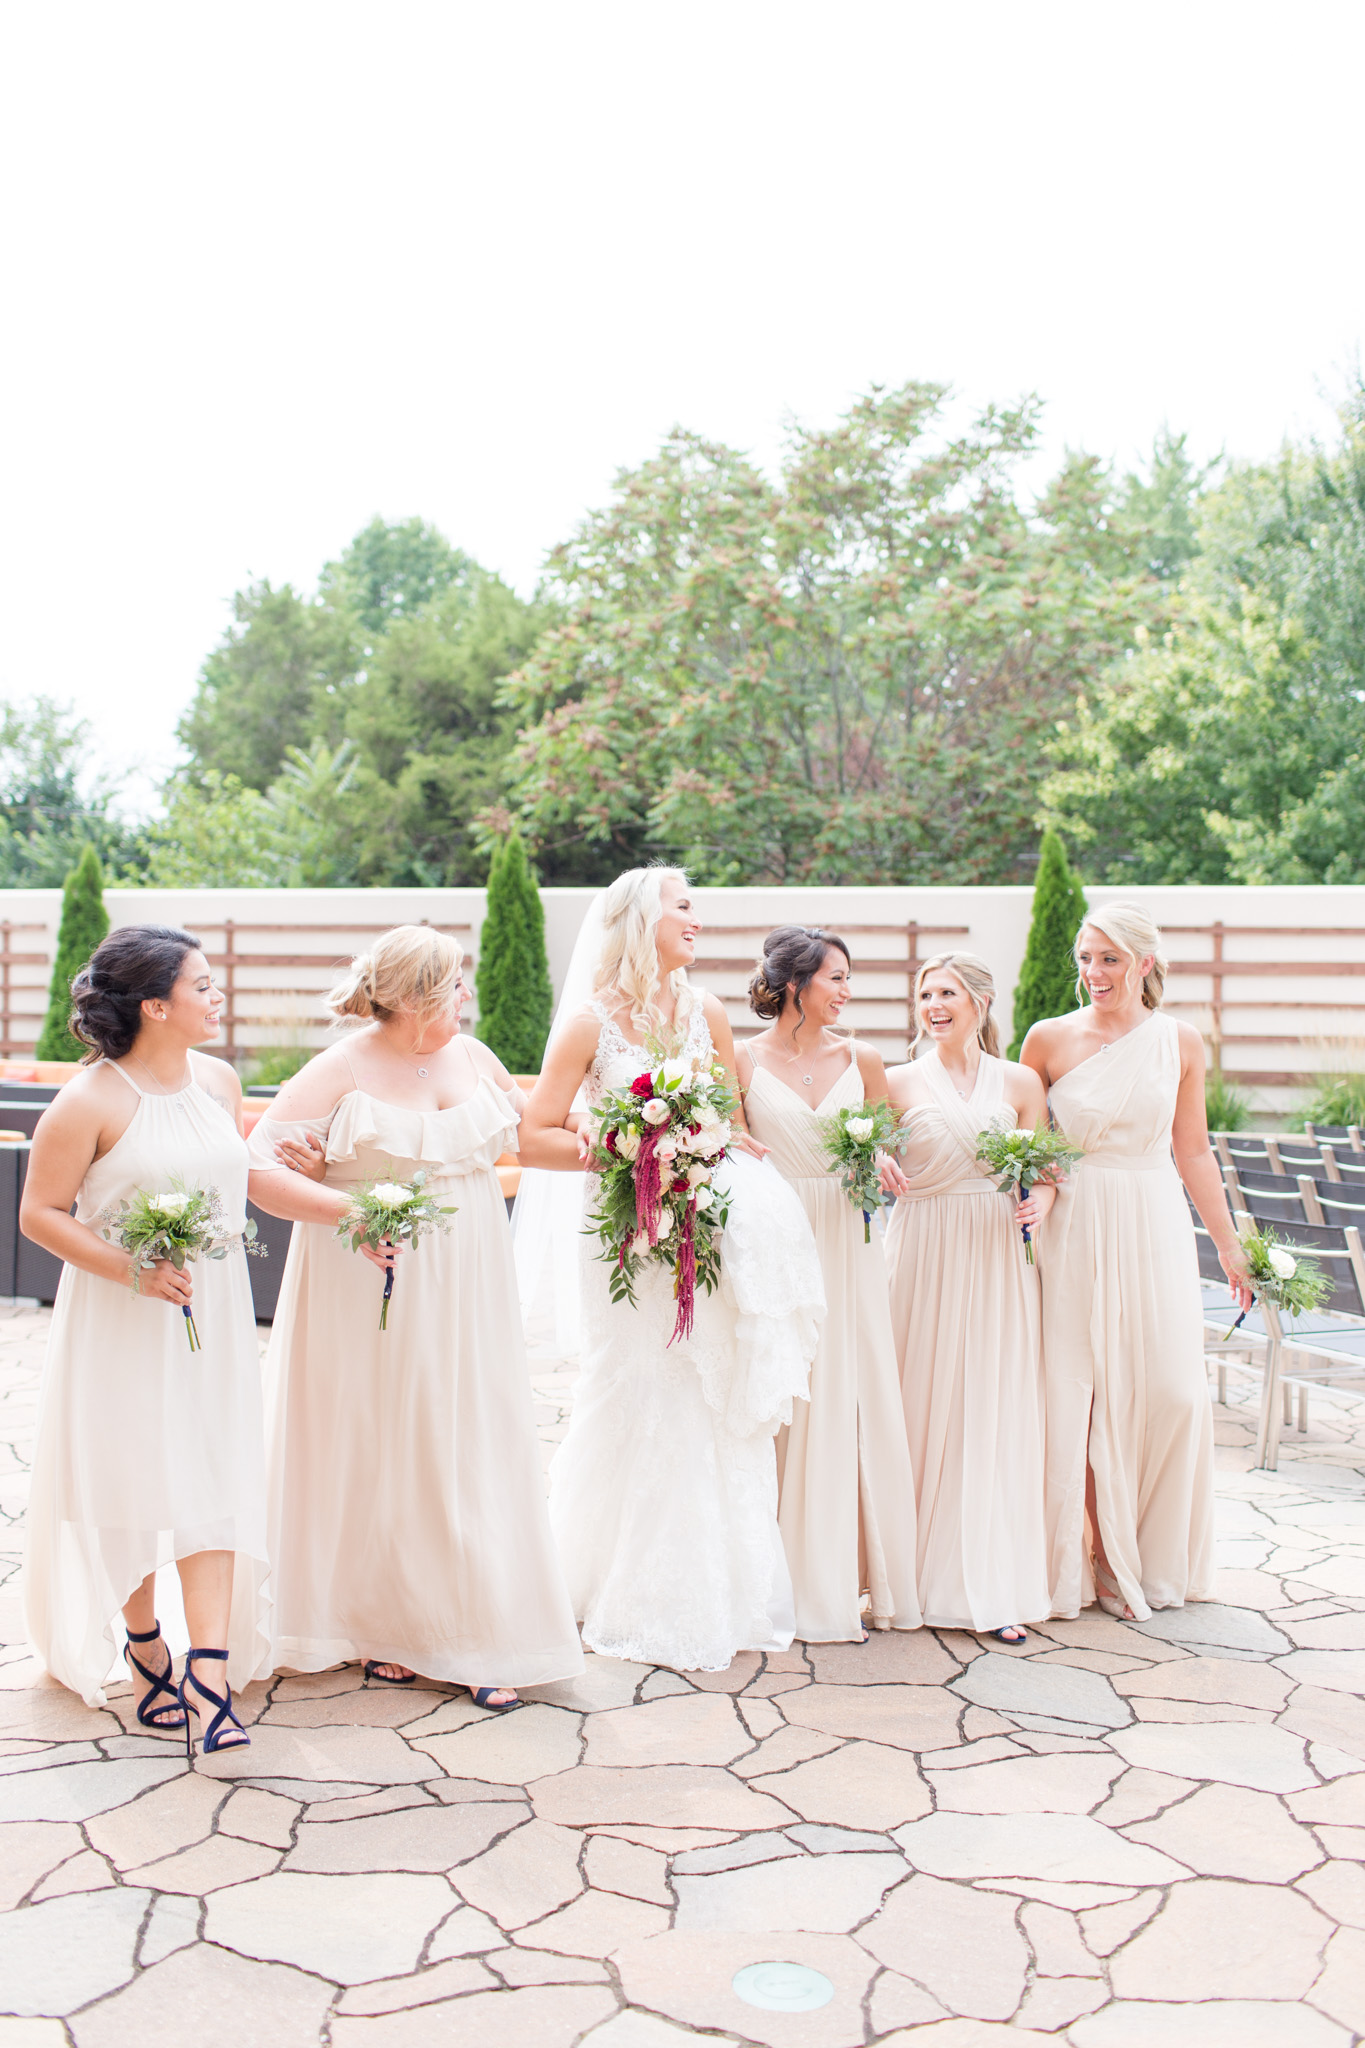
[1191,1184,1365,1469]
[1213,1129,1365,1184]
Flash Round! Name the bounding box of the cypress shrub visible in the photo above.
[475,830,553,1073]
[37,845,110,1060]
[1007,830,1088,1059]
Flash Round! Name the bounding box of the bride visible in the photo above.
[517,867,825,1671]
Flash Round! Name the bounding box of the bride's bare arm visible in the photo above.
[703,996,769,1158]
[519,1011,602,1170]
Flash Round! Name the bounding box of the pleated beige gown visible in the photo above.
[1041,1012,1213,1621]
[884,1053,1049,1631]
[745,1050,921,1641]
[250,1073,584,1687]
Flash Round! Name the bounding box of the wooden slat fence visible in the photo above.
[0,919,477,1068]
[1162,922,1365,1086]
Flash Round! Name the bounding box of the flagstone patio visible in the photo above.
[2,1300,1364,2045]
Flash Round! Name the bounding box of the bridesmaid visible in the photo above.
[1021,904,1252,1621]
[883,953,1052,1643]
[247,924,582,1706]
[23,927,267,1752]
[736,926,920,1643]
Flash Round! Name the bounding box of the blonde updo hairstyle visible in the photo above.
[912,952,1001,1059]
[593,866,693,1038]
[1075,905,1167,1011]
[328,925,465,1038]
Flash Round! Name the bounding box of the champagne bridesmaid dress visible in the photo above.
[249,1052,583,1688]
[744,1045,921,1641]
[25,1057,270,1706]
[1041,1012,1213,1621]
[883,1053,1049,1632]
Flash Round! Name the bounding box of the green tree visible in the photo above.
[494,386,1191,885]
[1044,390,1365,881]
[0,699,133,885]
[344,573,553,884]
[37,844,110,1060]
[475,831,553,1073]
[1007,830,1088,1058]
[137,741,362,886]
[176,580,360,791]
[319,516,473,637]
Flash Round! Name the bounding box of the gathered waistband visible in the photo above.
[897,1179,999,1202]
[1082,1150,1174,1172]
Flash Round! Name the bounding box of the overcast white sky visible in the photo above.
[2,1,1362,810]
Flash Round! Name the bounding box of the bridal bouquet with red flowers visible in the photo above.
[586,1052,736,1343]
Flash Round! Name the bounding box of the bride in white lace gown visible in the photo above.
[517,868,824,1671]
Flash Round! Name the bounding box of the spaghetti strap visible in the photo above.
[337,1047,361,1089]
[103,1060,143,1099]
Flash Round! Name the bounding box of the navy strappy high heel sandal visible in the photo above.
[124,1624,186,1730]
[178,1647,251,1759]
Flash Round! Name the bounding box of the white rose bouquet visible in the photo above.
[335,1169,458,1330]
[974,1121,1084,1264]
[818,1099,904,1243]
[585,1052,736,1342]
[1224,1221,1331,1339]
[99,1179,264,1351]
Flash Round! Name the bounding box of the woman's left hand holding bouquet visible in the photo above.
[1015,1180,1058,1234]
[273,1130,399,1273]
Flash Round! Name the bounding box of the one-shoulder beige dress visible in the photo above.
[250,1059,583,1687]
[883,1052,1049,1631]
[1041,1012,1213,1622]
[744,1048,921,1641]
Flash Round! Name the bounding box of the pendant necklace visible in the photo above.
[773,1037,815,1086]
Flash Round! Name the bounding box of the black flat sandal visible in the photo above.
[124,1624,186,1730]
[364,1660,418,1685]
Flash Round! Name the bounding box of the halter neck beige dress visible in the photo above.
[249,1052,583,1687]
[25,1056,270,1705]
[1042,1012,1213,1622]
[883,1052,1049,1632]
[744,1046,921,1642]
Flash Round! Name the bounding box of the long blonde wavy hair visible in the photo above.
[592,866,694,1038]
[911,952,1002,1058]
[1076,905,1167,1011]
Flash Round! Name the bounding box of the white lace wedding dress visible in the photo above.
[547,999,824,1670]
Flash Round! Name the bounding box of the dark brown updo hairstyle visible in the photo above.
[69,926,203,1063]
[748,926,852,1043]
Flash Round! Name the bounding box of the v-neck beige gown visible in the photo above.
[884,1053,1049,1631]
[249,1072,583,1687]
[744,1049,921,1641]
[1041,1012,1213,1622]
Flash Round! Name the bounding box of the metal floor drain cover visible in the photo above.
[732,1962,835,2012]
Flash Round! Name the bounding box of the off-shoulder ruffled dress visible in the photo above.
[249,1070,583,1687]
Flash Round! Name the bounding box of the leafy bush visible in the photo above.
[1007,831,1088,1058]
[1205,1068,1253,1132]
[246,1047,315,1087]
[1289,1073,1365,1133]
[36,845,109,1059]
